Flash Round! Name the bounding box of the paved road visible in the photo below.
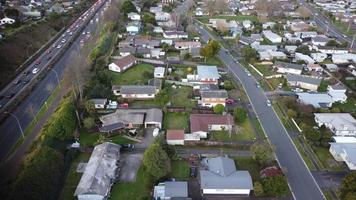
[298,0,355,49]
[196,24,325,200]
[0,0,110,161]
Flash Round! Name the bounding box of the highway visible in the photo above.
[0,0,109,161]
[196,24,325,200]
[298,0,355,49]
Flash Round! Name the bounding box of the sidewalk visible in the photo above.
[0,87,69,181]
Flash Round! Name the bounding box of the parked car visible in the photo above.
[225,99,234,104]
[22,79,30,84]
[46,49,52,54]
[190,167,197,178]
[32,68,39,74]
[256,83,260,88]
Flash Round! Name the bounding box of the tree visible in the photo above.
[234,107,247,123]
[295,45,311,56]
[143,143,171,180]
[200,45,213,62]
[340,172,356,200]
[223,80,234,90]
[287,109,297,119]
[261,175,289,197]
[216,20,229,35]
[344,192,356,200]
[142,12,156,25]
[213,104,225,114]
[304,127,321,145]
[122,0,137,15]
[254,181,264,197]
[251,141,275,166]
[83,117,95,130]
[241,46,258,63]
[326,39,340,47]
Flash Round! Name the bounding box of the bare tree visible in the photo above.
[296,6,311,18]
[255,0,280,18]
[216,20,228,34]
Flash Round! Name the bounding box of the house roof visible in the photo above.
[332,136,356,144]
[200,90,228,98]
[120,85,156,95]
[314,113,356,132]
[112,55,137,69]
[166,130,185,140]
[74,142,121,196]
[312,35,331,43]
[154,67,165,74]
[274,61,304,71]
[197,65,220,79]
[190,114,233,133]
[174,41,201,47]
[200,157,253,190]
[153,181,188,198]
[330,143,356,164]
[286,74,322,86]
[329,83,346,90]
[90,98,107,105]
[297,93,333,108]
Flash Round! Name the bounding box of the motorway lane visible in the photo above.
[196,25,325,200]
[0,0,105,109]
[0,0,109,161]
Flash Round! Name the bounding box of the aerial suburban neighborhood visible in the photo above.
[0,0,355,200]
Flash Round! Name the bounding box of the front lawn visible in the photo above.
[112,63,154,85]
[234,157,262,181]
[254,64,274,76]
[210,119,256,141]
[79,129,136,146]
[312,146,345,171]
[170,160,190,180]
[110,165,153,200]
[59,153,91,200]
[163,112,189,131]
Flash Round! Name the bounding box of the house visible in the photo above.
[163,31,188,39]
[153,181,189,199]
[273,61,303,75]
[0,17,15,25]
[132,37,161,48]
[332,53,356,64]
[199,90,228,108]
[136,47,151,58]
[200,156,253,195]
[150,48,165,59]
[190,114,234,138]
[316,46,348,55]
[294,31,318,39]
[99,108,163,132]
[262,30,282,43]
[311,35,331,46]
[290,21,310,32]
[295,53,315,64]
[251,42,278,52]
[262,22,276,29]
[119,46,136,56]
[306,63,323,72]
[259,51,287,61]
[154,67,165,78]
[127,12,141,21]
[285,33,303,44]
[150,6,162,13]
[325,64,338,72]
[166,130,185,145]
[108,55,137,73]
[329,136,356,170]
[296,93,334,108]
[113,85,157,99]
[242,20,253,30]
[311,53,328,62]
[174,41,201,50]
[327,84,347,103]
[285,45,298,54]
[155,11,171,21]
[153,26,164,33]
[314,113,356,136]
[74,142,121,200]
[286,74,321,91]
[126,21,141,35]
[196,65,220,85]
[90,98,107,109]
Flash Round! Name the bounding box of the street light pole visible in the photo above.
[50,68,61,87]
[5,111,24,139]
[351,34,356,49]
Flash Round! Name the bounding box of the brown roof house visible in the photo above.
[166,130,185,145]
[108,55,137,73]
[190,114,234,139]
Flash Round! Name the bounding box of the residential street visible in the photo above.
[195,24,325,200]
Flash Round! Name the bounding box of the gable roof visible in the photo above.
[120,85,156,95]
[314,113,356,131]
[200,90,228,98]
[286,74,322,86]
[197,65,220,79]
[112,55,137,69]
[166,130,185,140]
[190,114,233,133]
[274,61,304,70]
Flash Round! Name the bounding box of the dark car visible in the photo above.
[22,79,30,84]
[121,144,135,151]
[23,70,30,76]
[190,166,197,178]
[13,79,20,85]
[35,59,41,65]
[5,92,15,98]
[47,56,52,61]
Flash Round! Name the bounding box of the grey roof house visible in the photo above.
[286,74,322,91]
[112,85,157,99]
[200,156,253,195]
[74,142,121,200]
[153,181,190,200]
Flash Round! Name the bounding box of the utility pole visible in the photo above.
[351,34,356,49]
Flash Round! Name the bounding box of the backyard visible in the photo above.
[111,63,154,85]
[79,129,136,146]
[169,160,190,180]
[254,64,275,77]
[209,119,256,141]
[163,112,190,131]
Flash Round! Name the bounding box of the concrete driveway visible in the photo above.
[118,153,143,182]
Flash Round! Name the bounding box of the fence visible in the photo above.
[165,80,194,86]
[184,140,253,150]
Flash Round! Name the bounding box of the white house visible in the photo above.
[242,20,253,30]
[294,31,318,39]
[332,53,356,64]
[155,11,171,21]
[174,41,201,50]
[126,21,141,35]
[200,157,253,195]
[166,130,185,145]
[163,31,188,39]
[329,136,356,170]
[0,17,15,25]
[273,61,303,75]
[297,93,334,108]
[311,53,328,62]
[127,12,141,21]
[316,46,349,55]
[115,85,157,99]
[286,74,321,91]
[262,30,282,43]
[108,55,137,73]
[325,64,338,72]
[90,99,107,109]
[327,84,347,103]
[154,67,165,78]
[314,113,356,136]
[153,26,163,33]
[295,53,315,64]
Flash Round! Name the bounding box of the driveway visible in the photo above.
[135,128,155,149]
[118,153,143,182]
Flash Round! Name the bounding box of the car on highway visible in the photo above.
[13,79,20,85]
[35,59,41,66]
[5,92,15,98]
[61,39,66,43]
[32,68,39,74]
[256,83,260,88]
[23,70,30,76]
[266,100,272,107]
[57,44,62,49]
[46,49,52,54]
[47,56,52,61]
[69,32,73,36]
[342,34,347,38]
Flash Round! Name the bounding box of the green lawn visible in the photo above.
[333,97,356,115]
[79,129,136,146]
[112,63,154,85]
[292,138,317,171]
[254,64,274,76]
[234,157,262,181]
[170,160,190,180]
[59,153,91,200]
[312,146,345,171]
[197,15,259,24]
[163,112,189,131]
[210,119,256,141]
[110,165,152,200]
[168,86,195,108]
[333,21,355,37]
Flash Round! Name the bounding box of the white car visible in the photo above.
[69,32,73,36]
[266,100,271,107]
[32,68,39,74]
[57,44,62,49]
[61,39,66,43]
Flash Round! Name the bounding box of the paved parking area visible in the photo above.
[118,153,143,182]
